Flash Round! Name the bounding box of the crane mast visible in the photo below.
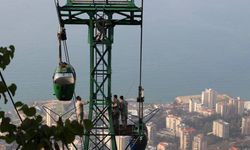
[56,0,142,149]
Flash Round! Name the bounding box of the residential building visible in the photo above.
[228,97,244,116]
[192,134,207,150]
[201,88,217,109]
[189,99,200,112]
[166,114,182,136]
[236,97,245,115]
[194,103,203,112]
[212,119,229,139]
[216,102,229,117]
[242,116,250,135]
[180,127,196,150]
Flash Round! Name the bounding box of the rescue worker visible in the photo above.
[112,95,120,128]
[75,96,89,125]
[119,95,128,128]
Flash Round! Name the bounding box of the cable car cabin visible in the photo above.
[53,62,76,101]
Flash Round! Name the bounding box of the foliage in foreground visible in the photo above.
[0,45,92,149]
[0,45,16,104]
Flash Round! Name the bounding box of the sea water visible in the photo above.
[1,0,250,110]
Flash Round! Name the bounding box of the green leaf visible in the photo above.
[5,133,15,143]
[57,117,63,127]
[9,46,15,59]
[0,45,15,70]
[0,47,4,52]
[7,124,16,133]
[21,105,36,117]
[0,117,11,132]
[14,101,24,108]
[16,132,25,145]
[40,125,52,138]
[27,107,36,117]
[68,120,83,135]
[9,45,14,50]
[3,53,10,67]
[0,82,7,93]
[83,119,93,131]
[54,124,63,140]
[63,127,75,144]
[65,118,71,126]
[21,104,29,115]
[21,118,32,130]
[0,111,4,118]
[35,115,43,123]
[8,84,17,96]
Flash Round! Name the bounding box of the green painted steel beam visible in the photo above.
[61,19,141,25]
[55,1,142,149]
[56,4,142,26]
[66,0,136,7]
[60,6,141,11]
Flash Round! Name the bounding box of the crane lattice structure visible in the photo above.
[56,0,143,149]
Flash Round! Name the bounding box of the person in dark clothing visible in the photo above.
[112,95,120,128]
[119,95,128,128]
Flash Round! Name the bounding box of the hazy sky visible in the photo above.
[1,0,250,105]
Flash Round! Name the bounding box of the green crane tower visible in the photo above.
[55,0,143,149]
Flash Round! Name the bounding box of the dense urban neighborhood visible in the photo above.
[1,88,250,150]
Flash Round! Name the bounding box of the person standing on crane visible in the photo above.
[112,95,120,128]
[75,96,89,125]
[119,95,128,128]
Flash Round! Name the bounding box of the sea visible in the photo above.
[1,0,250,110]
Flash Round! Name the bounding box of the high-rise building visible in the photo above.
[213,119,229,139]
[216,102,229,117]
[201,88,217,109]
[166,115,182,136]
[192,134,207,150]
[228,97,244,116]
[189,99,200,112]
[237,97,244,115]
[241,116,250,135]
[228,99,237,114]
[194,102,203,112]
[179,127,196,150]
